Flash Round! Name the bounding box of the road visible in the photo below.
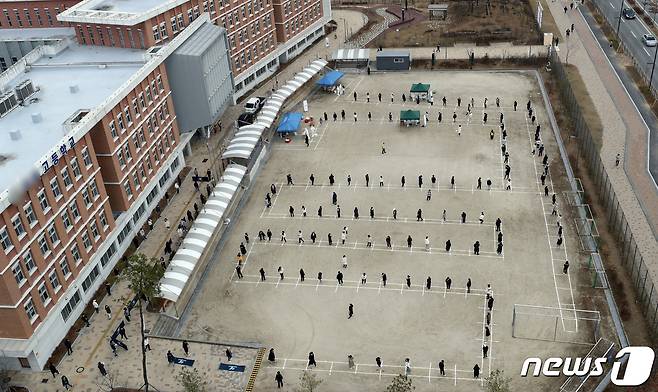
[591,0,658,188]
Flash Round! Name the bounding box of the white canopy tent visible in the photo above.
[159,165,247,303]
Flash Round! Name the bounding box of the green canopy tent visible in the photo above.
[410,83,432,103]
[400,110,421,126]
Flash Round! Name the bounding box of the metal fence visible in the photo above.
[549,49,658,341]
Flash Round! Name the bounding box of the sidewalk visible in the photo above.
[546,1,658,274]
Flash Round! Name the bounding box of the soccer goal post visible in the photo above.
[512,304,601,345]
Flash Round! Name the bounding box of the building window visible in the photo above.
[177,14,184,30]
[82,189,91,207]
[24,298,37,322]
[146,87,152,103]
[90,221,100,241]
[157,75,164,92]
[171,16,178,33]
[1,227,13,254]
[49,271,61,292]
[70,243,82,264]
[132,99,139,118]
[109,120,118,139]
[69,201,81,221]
[210,0,216,14]
[132,134,140,151]
[81,264,100,292]
[139,129,146,145]
[123,181,133,198]
[60,257,71,276]
[82,147,92,167]
[12,214,25,238]
[37,234,49,255]
[24,203,36,227]
[133,172,140,188]
[81,231,92,251]
[90,180,100,199]
[160,22,167,39]
[12,263,25,285]
[71,157,81,179]
[37,190,49,212]
[152,25,160,42]
[61,168,73,189]
[61,290,81,321]
[50,178,61,200]
[23,251,36,274]
[124,107,132,124]
[61,210,72,231]
[187,9,193,22]
[100,212,109,230]
[38,284,50,305]
[139,93,145,110]
[124,145,132,160]
[118,151,126,168]
[117,114,125,131]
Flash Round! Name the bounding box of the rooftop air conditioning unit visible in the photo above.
[0,91,18,118]
[14,80,36,101]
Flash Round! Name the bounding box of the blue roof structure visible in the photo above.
[277,112,303,133]
[316,70,344,87]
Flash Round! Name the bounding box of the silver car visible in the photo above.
[643,34,657,47]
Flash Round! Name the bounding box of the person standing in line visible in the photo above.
[308,352,317,368]
[467,278,472,293]
[439,360,445,376]
[298,230,304,244]
[417,209,423,221]
[278,266,284,280]
[461,211,467,223]
[61,375,73,390]
[418,175,423,188]
[407,235,413,248]
[406,275,411,288]
[93,299,100,313]
[370,206,375,219]
[376,357,382,369]
[365,173,370,187]
[381,142,386,154]
[445,276,452,289]
[64,339,73,355]
[495,218,502,231]
[49,363,60,378]
[337,271,344,285]
[379,175,384,187]
[401,176,406,187]
[425,236,430,251]
[474,364,481,378]
[473,241,480,255]
[483,344,489,358]
[281,231,287,242]
[342,255,348,268]
[361,273,367,284]
[337,205,341,218]
[183,340,190,356]
[348,303,354,319]
[348,354,355,369]
[260,268,266,281]
[98,361,108,377]
[426,189,432,201]
[276,371,284,388]
[382,273,387,286]
[442,209,447,222]
[445,240,451,252]
[479,212,485,224]
[563,260,570,274]
[393,208,397,220]
[300,268,305,282]
[477,177,482,190]
[426,276,432,290]
[386,235,392,248]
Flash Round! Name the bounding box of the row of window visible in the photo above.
[0,7,60,28]
[109,75,166,142]
[220,0,269,28]
[123,128,177,201]
[283,5,321,37]
[282,0,318,16]
[226,14,272,48]
[77,24,146,49]
[26,151,181,326]
[232,33,275,70]
[9,181,108,287]
[0,150,93,256]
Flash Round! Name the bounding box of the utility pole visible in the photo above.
[616,0,624,37]
[649,43,658,89]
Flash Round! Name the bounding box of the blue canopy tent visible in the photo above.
[316,70,344,88]
[277,112,303,134]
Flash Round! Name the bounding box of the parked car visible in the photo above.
[237,112,256,127]
[643,34,657,47]
[622,8,636,19]
[244,97,266,114]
